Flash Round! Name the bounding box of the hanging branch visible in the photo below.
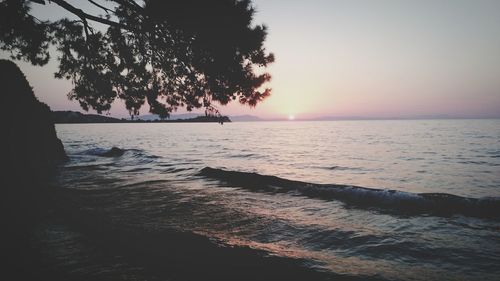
[86,0,114,15]
[35,0,130,30]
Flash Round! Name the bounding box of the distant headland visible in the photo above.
[52,111,231,124]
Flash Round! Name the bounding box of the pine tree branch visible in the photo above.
[49,0,131,30]
[86,0,114,14]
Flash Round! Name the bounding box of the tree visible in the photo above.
[0,0,274,118]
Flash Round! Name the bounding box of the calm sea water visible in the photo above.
[41,120,500,280]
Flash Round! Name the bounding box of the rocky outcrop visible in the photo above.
[0,60,69,281]
[97,147,125,157]
[1,59,67,186]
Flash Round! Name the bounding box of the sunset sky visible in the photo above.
[2,0,500,119]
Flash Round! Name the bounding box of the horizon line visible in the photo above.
[54,110,500,121]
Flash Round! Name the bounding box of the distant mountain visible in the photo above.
[53,111,122,123]
[310,114,500,121]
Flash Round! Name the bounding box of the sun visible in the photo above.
[288,114,295,120]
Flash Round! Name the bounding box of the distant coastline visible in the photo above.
[52,111,231,124]
[52,110,500,124]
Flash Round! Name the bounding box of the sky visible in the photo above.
[2,0,500,119]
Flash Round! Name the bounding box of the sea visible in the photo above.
[36,119,500,280]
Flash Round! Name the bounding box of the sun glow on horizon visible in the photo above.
[2,1,499,119]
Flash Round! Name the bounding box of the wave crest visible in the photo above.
[199,167,500,219]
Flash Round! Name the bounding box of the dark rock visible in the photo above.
[1,59,68,187]
[98,147,125,157]
[0,60,69,281]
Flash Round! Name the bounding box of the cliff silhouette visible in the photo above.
[2,60,67,182]
[1,59,68,280]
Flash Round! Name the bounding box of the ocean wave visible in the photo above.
[228,153,260,158]
[82,147,125,157]
[198,167,500,219]
[80,147,161,159]
[123,167,151,173]
[64,163,109,171]
[315,165,361,171]
[161,167,193,173]
[49,203,362,281]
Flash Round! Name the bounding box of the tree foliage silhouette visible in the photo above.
[0,0,274,118]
